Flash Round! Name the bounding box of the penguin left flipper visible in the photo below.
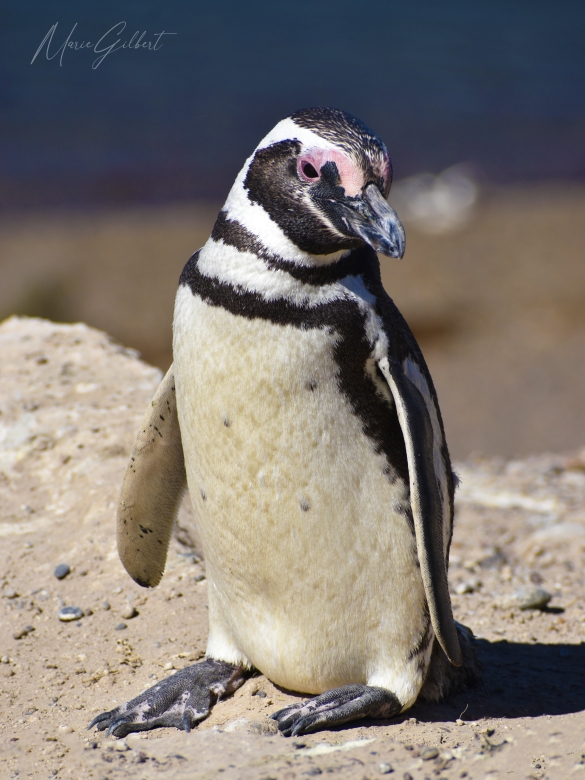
[117,365,186,588]
[271,685,401,737]
[88,659,246,737]
[378,355,462,667]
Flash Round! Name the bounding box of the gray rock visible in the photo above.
[421,747,439,760]
[378,762,394,773]
[502,587,552,610]
[57,606,83,622]
[115,622,127,631]
[54,564,70,580]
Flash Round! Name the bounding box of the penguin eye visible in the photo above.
[299,160,320,181]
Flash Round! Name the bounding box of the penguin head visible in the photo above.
[224,107,405,264]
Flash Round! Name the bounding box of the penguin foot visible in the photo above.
[271,684,402,737]
[88,658,245,737]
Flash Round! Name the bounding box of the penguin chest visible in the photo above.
[173,286,428,696]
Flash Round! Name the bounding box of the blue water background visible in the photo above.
[1,0,584,207]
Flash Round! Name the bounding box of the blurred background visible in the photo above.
[1,0,584,459]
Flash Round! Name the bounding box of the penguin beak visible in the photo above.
[335,183,406,259]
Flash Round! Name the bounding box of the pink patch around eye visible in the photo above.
[297,149,364,196]
[297,147,391,196]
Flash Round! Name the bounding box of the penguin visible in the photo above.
[89,107,479,739]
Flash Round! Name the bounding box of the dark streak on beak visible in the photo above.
[337,184,406,259]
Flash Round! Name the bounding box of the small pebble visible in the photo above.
[306,769,322,776]
[83,607,93,617]
[194,574,206,582]
[224,718,278,735]
[115,622,127,631]
[502,587,552,611]
[57,606,83,622]
[102,601,111,611]
[253,689,267,698]
[379,762,394,774]
[13,625,35,639]
[455,578,481,595]
[4,589,18,599]
[53,564,70,580]
[1,656,9,663]
[403,773,413,780]
[58,725,73,734]
[421,747,439,760]
[121,604,138,620]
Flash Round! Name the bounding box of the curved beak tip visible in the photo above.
[358,185,406,259]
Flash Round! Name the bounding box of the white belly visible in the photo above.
[173,286,429,704]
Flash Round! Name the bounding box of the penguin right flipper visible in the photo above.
[377,355,462,667]
[117,365,187,588]
[88,659,246,737]
[271,685,402,737]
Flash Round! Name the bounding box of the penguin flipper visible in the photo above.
[117,365,186,588]
[377,355,462,666]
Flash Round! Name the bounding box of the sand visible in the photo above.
[1,316,584,779]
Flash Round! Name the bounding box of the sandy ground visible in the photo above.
[0,183,584,459]
[1,317,585,780]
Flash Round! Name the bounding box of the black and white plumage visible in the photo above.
[90,107,479,739]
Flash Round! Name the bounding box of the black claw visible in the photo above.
[87,711,112,731]
[106,718,129,738]
[182,713,191,733]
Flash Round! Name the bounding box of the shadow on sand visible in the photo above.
[409,638,585,722]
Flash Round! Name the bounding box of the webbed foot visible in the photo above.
[88,658,245,737]
[271,684,401,737]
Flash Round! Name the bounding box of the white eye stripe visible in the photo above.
[255,118,340,153]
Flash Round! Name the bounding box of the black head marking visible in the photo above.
[242,108,394,256]
[244,140,360,256]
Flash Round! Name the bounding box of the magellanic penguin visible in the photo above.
[90,107,479,739]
